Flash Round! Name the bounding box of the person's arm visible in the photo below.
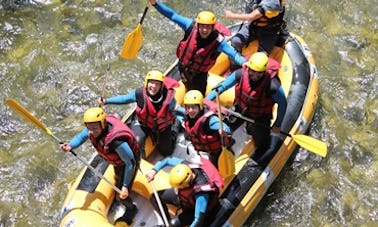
[190,193,210,227]
[205,69,241,101]
[114,141,136,187]
[225,0,282,21]
[152,1,193,31]
[271,84,287,132]
[60,127,88,152]
[208,116,231,134]
[145,157,184,182]
[104,90,137,105]
[225,8,263,22]
[69,128,89,148]
[153,157,183,171]
[217,41,246,65]
[168,98,177,113]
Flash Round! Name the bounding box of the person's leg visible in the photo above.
[231,23,250,53]
[192,72,208,96]
[256,134,283,167]
[256,28,280,54]
[246,118,271,162]
[156,127,175,156]
[130,120,148,158]
[172,209,195,227]
[229,24,250,71]
[114,165,138,225]
[149,188,180,223]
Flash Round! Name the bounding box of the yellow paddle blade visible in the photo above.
[292,134,327,157]
[120,24,142,60]
[5,98,52,136]
[218,147,235,178]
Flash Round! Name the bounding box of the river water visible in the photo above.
[1,0,377,226]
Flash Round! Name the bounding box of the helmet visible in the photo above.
[83,107,106,129]
[169,164,194,189]
[184,90,203,110]
[196,11,216,25]
[246,52,268,72]
[144,70,165,87]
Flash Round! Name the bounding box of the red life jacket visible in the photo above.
[184,111,222,154]
[88,115,139,166]
[176,23,226,73]
[178,157,224,209]
[234,58,280,116]
[135,79,177,132]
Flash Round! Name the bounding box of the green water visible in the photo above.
[1,0,377,226]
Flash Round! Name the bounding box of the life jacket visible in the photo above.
[178,157,224,209]
[135,79,177,132]
[176,23,227,73]
[88,115,139,166]
[248,0,285,29]
[234,58,280,116]
[184,111,223,154]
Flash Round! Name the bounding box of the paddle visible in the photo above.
[139,168,169,226]
[100,64,111,103]
[223,106,328,157]
[216,92,235,178]
[5,98,123,194]
[119,2,149,59]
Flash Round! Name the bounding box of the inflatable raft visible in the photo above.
[60,23,320,227]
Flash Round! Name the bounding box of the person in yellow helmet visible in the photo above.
[225,0,287,55]
[145,156,224,227]
[148,0,246,96]
[176,90,234,167]
[59,107,139,225]
[99,70,181,159]
[206,52,287,167]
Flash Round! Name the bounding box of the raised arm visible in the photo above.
[150,1,193,31]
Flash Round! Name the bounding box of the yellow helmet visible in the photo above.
[83,107,106,129]
[184,90,203,110]
[169,164,194,189]
[144,70,165,87]
[196,11,216,25]
[246,52,268,72]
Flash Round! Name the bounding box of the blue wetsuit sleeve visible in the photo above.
[208,116,231,134]
[105,90,137,105]
[154,2,193,31]
[169,98,177,114]
[191,193,210,227]
[272,86,287,127]
[205,70,239,101]
[175,106,186,117]
[69,128,89,149]
[114,142,135,187]
[218,41,246,65]
[153,157,184,172]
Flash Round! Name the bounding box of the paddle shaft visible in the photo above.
[139,2,149,25]
[224,107,289,137]
[5,98,122,194]
[216,92,225,146]
[139,168,170,226]
[100,64,111,102]
[222,106,327,157]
